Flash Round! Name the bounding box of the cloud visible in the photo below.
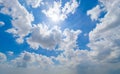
[0,0,34,44]
[42,0,79,21]
[55,49,90,68]
[0,21,5,27]
[12,51,53,68]
[0,51,78,74]
[0,63,76,74]
[7,51,14,56]
[88,0,120,63]
[27,23,81,50]
[59,28,81,50]
[1,49,119,74]
[27,24,62,50]
[0,52,6,63]
[25,0,43,8]
[87,5,102,21]
[76,62,120,74]
[77,0,120,73]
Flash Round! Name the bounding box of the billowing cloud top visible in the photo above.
[0,0,120,74]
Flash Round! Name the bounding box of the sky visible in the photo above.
[0,0,120,74]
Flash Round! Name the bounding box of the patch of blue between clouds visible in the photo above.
[0,13,32,60]
[62,0,98,50]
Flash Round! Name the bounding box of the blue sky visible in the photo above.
[0,0,120,74]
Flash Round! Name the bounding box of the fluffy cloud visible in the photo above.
[0,21,5,27]
[27,23,81,50]
[42,0,79,22]
[26,0,43,8]
[7,51,14,56]
[88,0,120,63]
[0,50,120,74]
[0,51,78,74]
[0,52,6,63]
[0,64,76,74]
[59,29,81,50]
[87,5,102,21]
[0,0,34,43]
[55,49,90,68]
[12,51,53,68]
[27,24,62,50]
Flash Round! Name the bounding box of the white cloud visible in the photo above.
[27,24,62,50]
[0,51,76,74]
[0,48,120,74]
[55,49,90,68]
[27,23,81,50]
[0,0,34,44]
[12,51,53,68]
[7,51,14,56]
[88,0,120,63]
[0,52,7,63]
[0,63,77,74]
[62,0,79,15]
[0,21,5,27]
[26,0,43,8]
[87,5,102,21]
[59,28,81,50]
[42,0,79,22]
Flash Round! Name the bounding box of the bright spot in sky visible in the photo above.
[42,1,63,23]
[51,14,60,22]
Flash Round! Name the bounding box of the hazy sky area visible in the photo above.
[0,0,120,74]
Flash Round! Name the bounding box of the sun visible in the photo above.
[51,14,60,22]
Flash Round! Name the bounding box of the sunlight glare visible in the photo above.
[51,14,60,22]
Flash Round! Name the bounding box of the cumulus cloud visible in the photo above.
[0,51,78,74]
[0,52,6,63]
[0,63,76,74]
[55,49,90,68]
[7,51,14,56]
[59,29,81,50]
[88,0,120,63]
[26,0,43,8]
[0,21,5,27]
[87,5,102,21]
[11,51,53,68]
[27,23,81,50]
[27,24,62,50]
[1,49,120,74]
[42,0,79,21]
[0,0,34,43]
